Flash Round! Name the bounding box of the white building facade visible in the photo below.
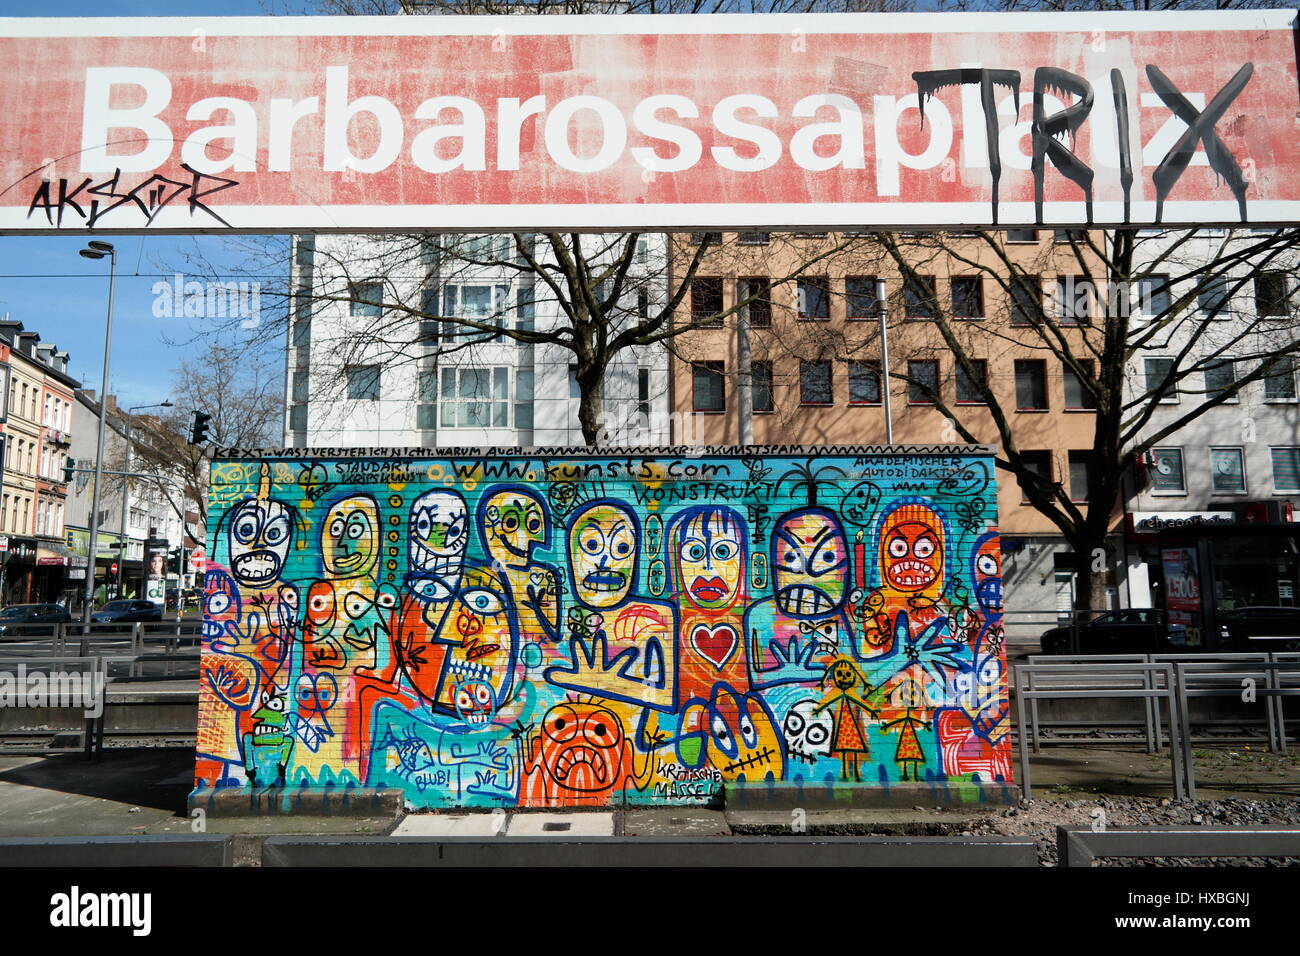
[283,233,672,449]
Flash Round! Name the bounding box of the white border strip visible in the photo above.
[8,200,1300,234]
[0,10,1293,39]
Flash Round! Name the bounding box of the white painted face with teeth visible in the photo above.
[409,490,468,592]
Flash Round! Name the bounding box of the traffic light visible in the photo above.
[189,410,212,445]
[62,458,76,483]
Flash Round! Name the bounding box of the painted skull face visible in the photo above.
[540,702,627,793]
[481,488,548,570]
[772,509,848,617]
[408,490,469,601]
[568,502,638,608]
[453,679,495,727]
[227,498,293,588]
[688,683,785,782]
[671,506,746,610]
[880,503,945,594]
[783,699,833,764]
[972,532,1003,614]
[322,494,379,578]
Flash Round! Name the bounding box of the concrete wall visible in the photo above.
[194,445,1009,807]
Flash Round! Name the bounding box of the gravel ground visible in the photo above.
[733,797,1300,865]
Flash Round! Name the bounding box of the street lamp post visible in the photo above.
[78,240,116,625]
[118,402,172,601]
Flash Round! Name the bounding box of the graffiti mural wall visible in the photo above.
[194,446,1011,807]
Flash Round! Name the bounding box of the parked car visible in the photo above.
[1217,606,1300,651]
[91,600,163,626]
[0,603,73,637]
[1039,608,1175,655]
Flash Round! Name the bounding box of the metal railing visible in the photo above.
[1015,661,1187,799]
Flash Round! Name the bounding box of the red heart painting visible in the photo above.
[690,623,738,670]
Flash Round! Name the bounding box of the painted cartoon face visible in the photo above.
[303,580,337,639]
[670,506,746,610]
[454,680,495,726]
[972,532,1003,614]
[829,658,858,691]
[539,702,627,792]
[408,490,469,601]
[249,683,289,747]
[203,569,240,643]
[880,503,945,594]
[480,488,548,570]
[440,567,515,705]
[772,509,848,617]
[693,684,786,782]
[227,498,293,588]
[783,699,833,764]
[290,672,337,751]
[322,494,379,577]
[568,502,637,608]
[895,677,925,709]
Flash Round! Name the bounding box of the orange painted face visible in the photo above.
[880,504,944,595]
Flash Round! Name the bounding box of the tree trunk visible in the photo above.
[576,367,605,447]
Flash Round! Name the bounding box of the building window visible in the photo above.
[1264,356,1297,401]
[903,275,937,319]
[689,232,722,246]
[288,404,307,432]
[752,361,774,413]
[1005,229,1038,243]
[349,281,384,318]
[515,369,534,430]
[440,367,510,428]
[1010,276,1040,325]
[1204,359,1236,401]
[1144,357,1178,404]
[691,278,724,328]
[847,360,881,405]
[950,277,982,319]
[345,365,381,400]
[1054,229,1086,243]
[442,284,511,341]
[846,276,885,319]
[739,278,771,328]
[907,360,938,404]
[1256,272,1290,317]
[955,359,988,404]
[1055,276,1093,325]
[1014,359,1048,410]
[1198,276,1231,318]
[1138,274,1172,318]
[800,360,833,405]
[1271,447,1300,493]
[797,277,830,320]
[738,232,770,245]
[1063,361,1096,410]
[291,374,309,403]
[1210,447,1246,494]
[1068,451,1092,502]
[692,362,725,413]
[1020,450,1052,502]
[1151,447,1186,493]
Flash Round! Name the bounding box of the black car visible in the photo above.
[1217,606,1300,652]
[91,600,163,625]
[0,603,73,637]
[1039,608,1174,655]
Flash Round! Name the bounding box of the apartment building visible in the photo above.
[284,233,672,448]
[666,229,1129,622]
[65,392,193,606]
[1120,228,1300,639]
[0,318,78,604]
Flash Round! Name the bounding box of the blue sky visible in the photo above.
[0,0,284,406]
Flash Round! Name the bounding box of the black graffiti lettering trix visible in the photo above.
[1145,63,1252,223]
[1032,67,1094,225]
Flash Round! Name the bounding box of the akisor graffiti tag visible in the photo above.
[193,446,1011,807]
